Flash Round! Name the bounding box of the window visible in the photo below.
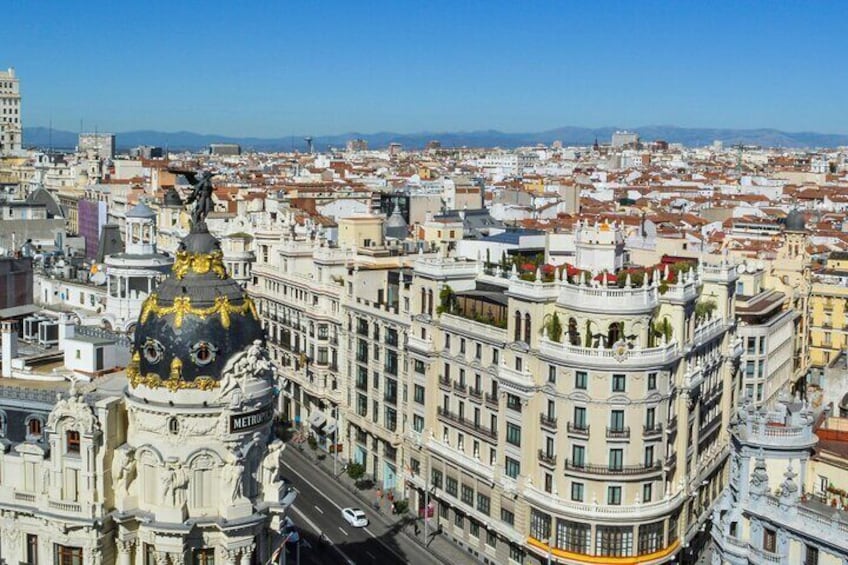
[431,469,443,489]
[66,430,80,454]
[477,493,490,515]
[446,476,458,496]
[610,410,625,430]
[501,507,515,526]
[454,512,464,528]
[643,483,653,503]
[487,530,497,548]
[475,343,482,360]
[612,374,626,392]
[505,456,520,478]
[596,525,633,557]
[506,394,522,412]
[575,371,587,389]
[608,486,622,505]
[461,484,474,505]
[573,406,587,429]
[805,545,819,565]
[414,359,425,374]
[194,547,215,565]
[414,384,425,405]
[469,520,480,538]
[548,365,557,384]
[609,449,623,471]
[413,414,424,432]
[638,521,664,555]
[571,482,584,501]
[492,349,499,364]
[506,423,522,446]
[514,357,523,371]
[168,417,179,435]
[544,473,553,493]
[557,519,591,553]
[509,544,524,564]
[572,445,585,467]
[644,446,654,467]
[530,509,552,540]
[55,544,83,565]
[26,534,38,565]
[460,338,466,354]
[763,528,776,553]
[647,372,657,390]
[28,417,42,437]
[646,407,656,429]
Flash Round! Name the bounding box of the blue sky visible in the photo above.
[6,1,848,136]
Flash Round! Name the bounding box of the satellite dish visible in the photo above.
[90,271,107,285]
[736,264,746,274]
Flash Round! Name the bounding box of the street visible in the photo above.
[279,446,444,565]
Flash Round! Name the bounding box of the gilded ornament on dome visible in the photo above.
[139,293,258,329]
[172,250,227,280]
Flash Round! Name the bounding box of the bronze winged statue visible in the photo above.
[168,167,215,227]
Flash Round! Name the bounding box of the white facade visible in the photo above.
[0,67,21,153]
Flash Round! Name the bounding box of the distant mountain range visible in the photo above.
[22,125,848,152]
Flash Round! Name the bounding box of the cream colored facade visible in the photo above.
[338,214,384,249]
[405,257,742,564]
[809,254,848,368]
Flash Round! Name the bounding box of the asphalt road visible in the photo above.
[278,447,442,565]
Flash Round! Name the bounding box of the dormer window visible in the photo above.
[66,430,80,454]
[27,417,42,440]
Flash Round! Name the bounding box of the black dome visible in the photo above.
[785,210,806,232]
[129,222,264,390]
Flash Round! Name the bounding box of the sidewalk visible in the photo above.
[292,443,480,565]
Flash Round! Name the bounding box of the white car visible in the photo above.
[342,507,369,528]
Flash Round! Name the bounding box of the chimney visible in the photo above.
[2,320,19,378]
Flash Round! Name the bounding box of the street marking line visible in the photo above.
[338,526,349,536]
[289,506,356,565]
[313,504,324,514]
[284,458,439,564]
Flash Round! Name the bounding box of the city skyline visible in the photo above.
[6,0,848,137]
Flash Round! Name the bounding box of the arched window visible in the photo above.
[26,416,43,440]
[514,311,522,342]
[607,322,623,346]
[524,313,532,343]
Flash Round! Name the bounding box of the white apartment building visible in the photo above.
[404,256,742,564]
[711,397,848,565]
[0,67,22,153]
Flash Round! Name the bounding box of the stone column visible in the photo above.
[239,544,255,565]
[116,540,134,565]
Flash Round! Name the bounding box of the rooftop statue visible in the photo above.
[168,168,216,227]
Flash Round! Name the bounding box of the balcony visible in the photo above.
[606,426,631,440]
[557,279,659,315]
[452,381,468,396]
[539,414,558,430]
[484,392,499,409]
[468,387,483,401]
[539,337,679,370]
[407,334,435,355]
[437,407,497,442]
[538,449,557,467]
[564,459,663,477]
[643,424,663,438]
[567,422,590,437]
[438,375,451,390]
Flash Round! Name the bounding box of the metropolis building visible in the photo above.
[0,193,292,563]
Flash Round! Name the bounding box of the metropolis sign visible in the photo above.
[230,406,273,433]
